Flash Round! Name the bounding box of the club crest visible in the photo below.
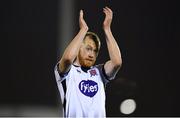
[89,69,97,77]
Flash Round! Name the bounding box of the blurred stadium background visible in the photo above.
[1,0,179,116]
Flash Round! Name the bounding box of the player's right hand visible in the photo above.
[79,10,88,31]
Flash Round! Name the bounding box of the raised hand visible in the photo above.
[79,10,88,31]
[103,7,113,31]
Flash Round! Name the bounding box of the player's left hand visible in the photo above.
[103,6,113,30]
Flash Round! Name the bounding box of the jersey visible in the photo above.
[54,64,116,117]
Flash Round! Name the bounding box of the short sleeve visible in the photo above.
[54,63,70,105]
[96,64,116,85]
[54,63,70,83]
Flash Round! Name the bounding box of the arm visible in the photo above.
[58,10,88,73]
[103,7,122,77]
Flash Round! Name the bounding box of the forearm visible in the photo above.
[104,28,122,66]
[61,28,88,63]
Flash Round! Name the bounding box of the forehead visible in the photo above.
[83,36,96,48]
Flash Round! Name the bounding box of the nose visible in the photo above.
[88,51,94,58]
[88,54,93,58]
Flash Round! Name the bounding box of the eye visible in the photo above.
[94,49,98,53]
[86,45,93,51]
[86,47,91,51]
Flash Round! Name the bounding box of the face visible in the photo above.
[78,36,98,67]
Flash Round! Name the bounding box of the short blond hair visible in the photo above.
[84,32,101,54]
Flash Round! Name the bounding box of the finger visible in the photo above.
[104,8,113,19]
[103,7,111,15]
[105,6,111,11]
[103,10,108,17]
[80,10,83,19]
[105,7,113,14]
[103,8,108,14]
[103,7,108,11]
[103,8,112,18]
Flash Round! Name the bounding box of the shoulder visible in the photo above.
[94,64,106,72]
[94,64,104,70]
[94,64,109,80]
[56,63,78,78]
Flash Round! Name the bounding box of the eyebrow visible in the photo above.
[86,45,98,52]
[86,45,95,49]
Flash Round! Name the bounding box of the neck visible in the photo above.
[81,66,90,73]
[73,59,90,73]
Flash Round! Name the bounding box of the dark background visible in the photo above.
[1,0,179,116]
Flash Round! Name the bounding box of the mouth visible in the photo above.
[86,59,94,62]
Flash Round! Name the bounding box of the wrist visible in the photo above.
[80,27,88,34]
[104,27,111,33]
[80,27,88,32]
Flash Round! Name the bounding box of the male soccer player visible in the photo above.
[54,7,122,117]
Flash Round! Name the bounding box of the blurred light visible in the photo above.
[120,99,136,115]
